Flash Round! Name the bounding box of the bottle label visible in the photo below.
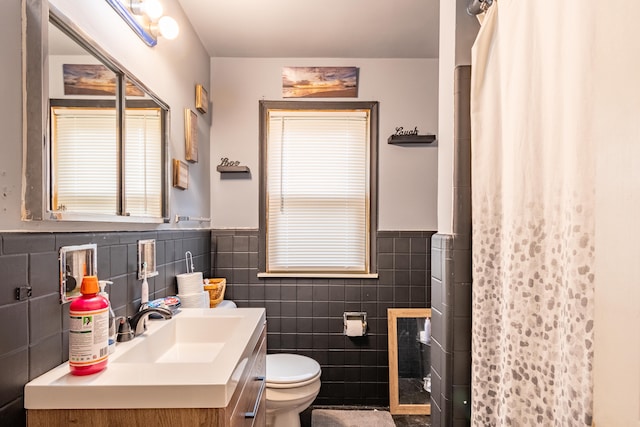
[69,307,109,367]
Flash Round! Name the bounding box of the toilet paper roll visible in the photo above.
[345,319,364,337]
[177,272,204,295]
[177,290,208,308]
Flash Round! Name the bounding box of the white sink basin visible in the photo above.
[113,315,243,364]
[24,307,266,409]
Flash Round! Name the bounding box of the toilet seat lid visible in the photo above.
[266,354,321,384]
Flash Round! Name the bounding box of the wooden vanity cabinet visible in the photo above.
[225,324,267,427]
[27,324,267,427]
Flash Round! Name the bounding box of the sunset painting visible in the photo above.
[282,66,358,98]
[63,64,144,96]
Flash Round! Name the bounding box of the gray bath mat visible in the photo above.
[311,409,395,427]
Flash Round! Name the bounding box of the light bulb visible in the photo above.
[142,0,163,20]
[129,0,145,15]
[157,16,179,40]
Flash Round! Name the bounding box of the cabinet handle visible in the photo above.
[244,376,266,419]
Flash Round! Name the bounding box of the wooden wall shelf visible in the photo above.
[387,134,436,144]
[216,165,250,173]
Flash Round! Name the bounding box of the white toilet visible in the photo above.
[265,353,322,427]
[214,300,237,309]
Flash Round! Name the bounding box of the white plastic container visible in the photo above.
[98,280,116,355]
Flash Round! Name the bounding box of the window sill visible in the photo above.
[257,272,379,279]
[42,211,169,224]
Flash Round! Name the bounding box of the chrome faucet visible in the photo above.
[116,307,172,342]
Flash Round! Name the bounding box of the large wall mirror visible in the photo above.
[24,2,169,223]
[388,308,432,415]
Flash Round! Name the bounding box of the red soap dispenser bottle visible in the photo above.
[69,275,109,375]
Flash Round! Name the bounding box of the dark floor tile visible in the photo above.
[392,414,431,427]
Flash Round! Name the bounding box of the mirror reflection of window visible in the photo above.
[50,104,118,213]
[125,78,163,218]
[44,13,168,221]
[50,102,163,216]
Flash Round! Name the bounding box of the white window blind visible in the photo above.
[51,108,118,214]
[266,110,370,273]
[125,109,162,217]
[51,106,162,217]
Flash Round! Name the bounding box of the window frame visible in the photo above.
[258,100,379,278]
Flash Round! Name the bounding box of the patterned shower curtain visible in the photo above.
[470,2,595,425]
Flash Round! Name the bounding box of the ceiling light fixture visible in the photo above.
[138,0,163,20]
[106,0,179,47]
[152,15,180,40]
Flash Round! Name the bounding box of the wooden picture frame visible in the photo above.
[184,109,198,163]
[172,159,189,190]
[195,84,208,114]
[388,308,432,415]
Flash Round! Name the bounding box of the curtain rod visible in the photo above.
[467,0,493,16]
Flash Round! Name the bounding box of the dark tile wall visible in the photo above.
[0,227,432,423]
[211,229,435,407]
[430,235,472,427]
[0,230,211,425]
[430,65,472,427]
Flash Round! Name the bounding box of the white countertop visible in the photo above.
[24,307,266,409]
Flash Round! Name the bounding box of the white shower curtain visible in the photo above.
[470,2,595,425]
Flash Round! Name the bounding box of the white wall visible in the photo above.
[0,0,211,231]
[0,0,24,230]
[593,2,640,425]
[210,58,439,230]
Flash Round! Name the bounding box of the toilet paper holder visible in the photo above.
[343,312,367,337]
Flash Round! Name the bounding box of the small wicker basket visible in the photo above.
[203,278,226,308]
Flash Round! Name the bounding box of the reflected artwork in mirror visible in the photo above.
[388,308,432,415]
